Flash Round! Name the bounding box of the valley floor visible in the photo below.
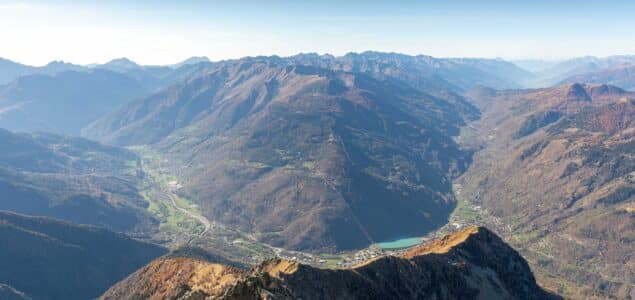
[130,146,490,269]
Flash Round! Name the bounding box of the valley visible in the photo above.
[1,50,634,299]
[129,144,491,270]
[77,78,635,299]
[85,58,479,252]
[457,84,635,298]
[5,1,635,298]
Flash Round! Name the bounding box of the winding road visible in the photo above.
[160,181,212,245]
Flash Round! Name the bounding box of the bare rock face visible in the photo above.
[101,226,559,300]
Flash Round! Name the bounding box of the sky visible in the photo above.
[2,0,635,66]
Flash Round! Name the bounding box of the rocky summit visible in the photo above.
[101,226,559,300]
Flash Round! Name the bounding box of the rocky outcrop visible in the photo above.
[101,226,559,300]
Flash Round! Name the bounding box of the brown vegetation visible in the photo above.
[101,226,558,300]
[460,83,635,298]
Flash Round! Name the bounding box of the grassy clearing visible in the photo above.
[450,184,482,224]
[451,200,481,223]
[132,145,204,235]
[143,190,203,234]
[453,126,477,146]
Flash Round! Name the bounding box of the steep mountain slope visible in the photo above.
[101,226,559,300]
[0,69,147,134]
[0,210,166,300]
[460,83,635,298]
[85,59,474,252]
[560,64,635,90]
[0,128,155,232]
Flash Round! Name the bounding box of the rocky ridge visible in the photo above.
[101,226,559,300]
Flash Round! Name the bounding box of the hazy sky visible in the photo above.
[2,0,635,65]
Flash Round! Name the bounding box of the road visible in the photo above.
[161,185,212,245]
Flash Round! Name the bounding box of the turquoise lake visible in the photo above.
[377,237,422,250]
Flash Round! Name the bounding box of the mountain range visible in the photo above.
[0,58,84,85]
[560,64,635,90]
[0,57,213,134]
[518,55,635,88]
[0,70,147,134]
[0,56,211,85]
[1,50,635,299]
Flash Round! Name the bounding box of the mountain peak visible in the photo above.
[0,57,26,67]
[45,60,72,66]
[103,57,140,69]
[101,226,559,300]
[566,82,591,101]
[401,225,481,258]
[586,83,627,97]
[172,56,210,68]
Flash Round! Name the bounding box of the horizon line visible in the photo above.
[3,50,635,68]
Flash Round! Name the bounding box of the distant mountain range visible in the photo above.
[543,55,635,80]
[6,52,635,136]
[0,58,84,85]
[287,52,533,91]
[0,69,147,134]
[0,210,166,300]
[94,57,213,92]
[560,64,635,90]
[0,57,213,134]
[0,56,211,85]
[516,55,635,88]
